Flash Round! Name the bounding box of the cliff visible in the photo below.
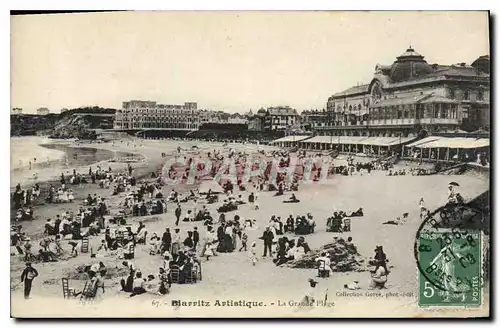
[10,107,116,139]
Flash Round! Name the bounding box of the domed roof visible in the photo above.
[389,47,434,82]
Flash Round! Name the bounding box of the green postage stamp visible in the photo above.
[417,229,482,307]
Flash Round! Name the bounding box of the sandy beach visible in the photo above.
[10,138,490,318]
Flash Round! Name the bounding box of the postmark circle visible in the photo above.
[414,203,485,295]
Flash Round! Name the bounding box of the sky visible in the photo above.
[11,11,489,113]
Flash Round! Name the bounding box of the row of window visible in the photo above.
[368,104,459,120]
[316,132,412,138]
[448,89,485,101]
[122,108,197,114]
[119,116,199,121]
[115,123,198,129]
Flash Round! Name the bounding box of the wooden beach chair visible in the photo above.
[197,262,202,281]
[185,269,195,284]
[80,279,99,303]
[81,237,89,253]
[61,278,76,299]
[170,265,180,284]
[317,260,330,278]
[129,243,135,258]
[343,219,351,232]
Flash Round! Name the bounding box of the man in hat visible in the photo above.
[21,262,38,299]
[193,227,200,251]
[175,204,182,226]
[260,226,274,257]
[161,228,172,253]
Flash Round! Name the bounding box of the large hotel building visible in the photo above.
[114,100,200,130]
[317,47,490,139]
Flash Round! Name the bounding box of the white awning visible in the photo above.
[388,136,417,145]
[360,137,416,146]
[300,136,416,146]
[410,137,490,149]
[340,136,369,144]
[300,136,337,144]
[406,136,444,148]
[301,136,370,144]
[471,138,490,148]
[271,135,311,144]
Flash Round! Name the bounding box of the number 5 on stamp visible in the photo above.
[417,230,482,307]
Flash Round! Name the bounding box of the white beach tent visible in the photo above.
[198,180,224,194]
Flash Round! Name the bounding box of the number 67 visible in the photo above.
[423,281,435,298]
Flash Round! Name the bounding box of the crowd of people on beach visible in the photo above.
[12,139,467,304]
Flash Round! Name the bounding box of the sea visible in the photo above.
[11,136,65,170]
[10,136,134,188]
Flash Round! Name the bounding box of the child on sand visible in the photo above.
[239,232,248,251]
[249,241,258,266]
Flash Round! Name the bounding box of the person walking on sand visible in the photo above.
[249,241,258,266]
[175,204,182,226]
[239,232,248,252]
[21,262,38,300]
[193,227,200,251]
[419,197,426,219]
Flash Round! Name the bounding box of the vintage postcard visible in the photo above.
[10,11,490,318]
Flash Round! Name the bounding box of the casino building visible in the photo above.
[318,47,490,140]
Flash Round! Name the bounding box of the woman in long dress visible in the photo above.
[224,224,234,253]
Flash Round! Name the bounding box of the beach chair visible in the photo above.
[81,237,89,253]
[170,265,180,284]
[317,260,330,278]
[197,262,202,281]
[129,244,135,258]
[343,219,351,232]
[185,268,195,284]
[80,279,99,303]
[61,278,76,299]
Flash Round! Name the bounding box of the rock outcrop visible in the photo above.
[10,107,115,139]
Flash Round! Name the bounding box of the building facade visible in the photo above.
[300,109,331,132]
[247,108,266,132]
[318,48,490,139]
[114,100,200,130]
[263,106,299,132]
[36,107,50,115]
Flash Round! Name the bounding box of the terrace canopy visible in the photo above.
[359,136,416,146]
[271,135,310,144]
[406,137,490,149]
[301,135,415,146]
[404,137,490,161]
[406,136,444,148]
